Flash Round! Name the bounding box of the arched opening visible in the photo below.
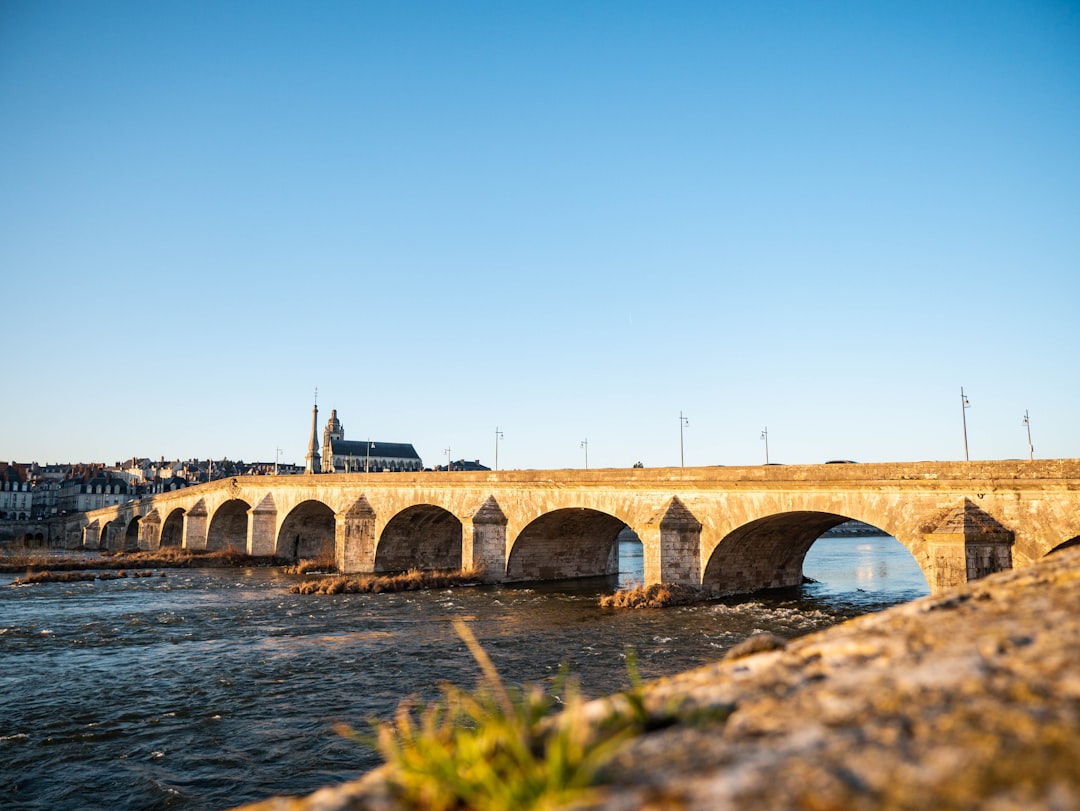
[160,508,185,547]
[206,499,251,552]
[507,508,624,582]
[277,500,335,561]
[124,517,141,551]
[703,513,929,598]
[98,520,115,551]
[375,505,462,572]
[1048,536,1080,555]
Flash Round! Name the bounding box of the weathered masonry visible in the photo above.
[71,460,1080,595]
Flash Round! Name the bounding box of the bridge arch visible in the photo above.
[277,500,335,561]
[161,508,185,547]
[702,511,929,595]
[507,508,624,582]
[97,519,118,551]
[207,499,251,552]
[375,504,463,572]
[1049,536,1080,555]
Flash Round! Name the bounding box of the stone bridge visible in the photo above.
[71,460,1080,595]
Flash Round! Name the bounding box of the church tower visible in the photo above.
[322,409,344,472]
[304,397,321,474]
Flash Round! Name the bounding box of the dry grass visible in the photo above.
[341,621,642,811]
[598,582,701,608]
[282,556,338,575]
[291,566,483,595]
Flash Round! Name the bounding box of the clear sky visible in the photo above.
[2,1,1078,470]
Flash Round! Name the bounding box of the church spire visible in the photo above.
[304,389,321,474]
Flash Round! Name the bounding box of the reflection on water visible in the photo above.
[0,536,927,811]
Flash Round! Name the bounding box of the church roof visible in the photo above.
[330,439,421,460]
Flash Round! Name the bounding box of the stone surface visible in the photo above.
[235,546,1080,811]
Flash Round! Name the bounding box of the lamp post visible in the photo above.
[1023,410,1034,461]
[761,427,769,465]
[581,438,588,469]
[494,427,504,471]
[365,440,373,473]
[961,387,971,461]
[445,447,452,472]
[274,447,281,476]
[679,411,689,467]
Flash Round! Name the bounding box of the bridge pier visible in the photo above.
[336,496,376,573]
[642,497,703,588]
[183,500,209,550]
[248,495,277,556]
[926,499,1014,591]
[466,497,509,582]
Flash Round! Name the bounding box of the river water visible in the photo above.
[0,536,928,811]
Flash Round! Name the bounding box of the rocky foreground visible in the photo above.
[239,547,1080,811]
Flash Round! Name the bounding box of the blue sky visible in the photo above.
[2,1,1078,470]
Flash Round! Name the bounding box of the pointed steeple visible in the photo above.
[304,390,321,474]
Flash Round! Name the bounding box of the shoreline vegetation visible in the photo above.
[290,566,484,594]
[0,548,288,574]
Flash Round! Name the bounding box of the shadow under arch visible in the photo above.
[375,504,462,572]
[207,499,251,552]
[702,511,928,596]
[507,508,624,582]
[161,508,185,547]
[1048,536,1080,555]
[277,500,335,560]
[123,516,140,551]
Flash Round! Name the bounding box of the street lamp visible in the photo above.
[961,387,971,461]
[1023,410,1034,461]
[445,446,452,472]
[365,440,374,473]
[581,438,588,469]
[274,447,281,476]
[679,411,689,467]
[494,427,504,471]
[761,427,769,465]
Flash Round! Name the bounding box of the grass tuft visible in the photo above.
[282,555,337,575]
[598,582,701,608]
[340,621,646,811]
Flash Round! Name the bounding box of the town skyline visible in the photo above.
[3,2,1078,469]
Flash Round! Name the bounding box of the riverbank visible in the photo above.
[238,547,1080,811]
[0,548,287,573]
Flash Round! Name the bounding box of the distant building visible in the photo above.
[0,463,32,520]
[57,470,135,513]
[312,408,423,473]
[438,459,491,472]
